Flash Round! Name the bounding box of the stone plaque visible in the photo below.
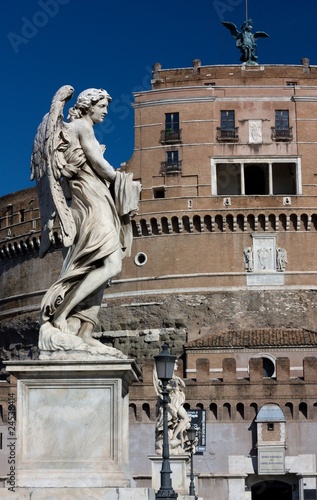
[249,120,262,143]
[253,235,276,272]
[258,448,285,474]
[247,273,284,286]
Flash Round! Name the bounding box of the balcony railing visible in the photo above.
[160,160,182,175]
[160,129,182,144]
[271,127,293,142]
[217,127,239,142]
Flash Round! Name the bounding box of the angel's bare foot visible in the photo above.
[77,321,127,357]
[67,317,81,335]
[53,316,70,333]
[78,321,102,347]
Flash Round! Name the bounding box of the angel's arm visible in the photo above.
[153,366,163,398]
[174,375,186,388]
[76,120,116,182]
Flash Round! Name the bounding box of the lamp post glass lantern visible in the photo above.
[154,344,178,499]
[154,343,176,382]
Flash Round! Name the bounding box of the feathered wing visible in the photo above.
[254,31,269,39]
[222,21,240,39]
[30,85,76,258]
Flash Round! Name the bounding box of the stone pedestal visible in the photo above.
[149,454,189,495]
[0,487,156,499]
[6,359,141,489]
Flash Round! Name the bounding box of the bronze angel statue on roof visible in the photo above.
[222,19,269,64]
[31,86,141,357]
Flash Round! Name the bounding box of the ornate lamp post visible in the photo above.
[187,425,198,499]
[154,344,178,499]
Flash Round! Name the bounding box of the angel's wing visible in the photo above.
[222,21,240,39]
[254,31,269,39]
[30,85,76,258]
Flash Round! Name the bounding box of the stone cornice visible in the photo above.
[292,96,317,102]
[133,96,216,108]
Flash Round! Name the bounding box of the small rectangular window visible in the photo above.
[5,205,13,226]
[153,187,165,199]
[167,150,179,164]
[275,110,289,130]
[165,113,179,132]
[161,113,181,143]
[217,111,238,141]
[161,150,181,174]
[221,110,235,130]
[272,110,292,141]
[267,423,274,431]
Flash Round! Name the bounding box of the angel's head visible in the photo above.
[68,88,112,123]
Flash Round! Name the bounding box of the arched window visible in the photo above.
[140,219,148,236]
[171,216,179,233]
[226,214,234,231]
[237,214,245,231]
[182,216,191,233]
[284,402,293,420]
[262,357,275,378]
[247,214,255,231]
[251,355,275,378]
[299,402,308,420]
[131,220,138,237]
[215,214,223,232]
[129,404,137,422]
[142,403,151,420]
[151,218,159,235]
[290,213,297,230]
[279,213,287,231]
[193,215,202,232]
[268,214,276,231]
[210,403,217,421]
[300,213,308,231]
[236,403,244,420]
[204,215,212,232]
[223,403,231,420]
[258,214,266,231]
[250,403,258,419]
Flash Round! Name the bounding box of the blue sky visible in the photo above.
[0,0,316,197]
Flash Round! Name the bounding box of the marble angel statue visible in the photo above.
[30,86,141,356]
[153,361,191,455]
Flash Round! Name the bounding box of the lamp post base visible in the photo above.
[156,490,178,499]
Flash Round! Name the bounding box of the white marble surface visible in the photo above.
[0,488,156,499]
[149,455,189,494]
[0,488,203,499]
[6,359,140,488]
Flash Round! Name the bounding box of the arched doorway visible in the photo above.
[252,480,292,499]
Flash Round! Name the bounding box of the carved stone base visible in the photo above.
[149,454,189,495]
[0,487,156,499]
[6,358,141,489]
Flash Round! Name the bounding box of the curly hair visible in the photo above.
[68,88,112,120]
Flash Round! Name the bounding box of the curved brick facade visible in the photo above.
[1,61,317,497]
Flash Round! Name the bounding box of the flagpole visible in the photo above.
[246,0,248,21]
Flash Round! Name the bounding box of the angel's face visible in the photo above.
[89,97,109,124]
